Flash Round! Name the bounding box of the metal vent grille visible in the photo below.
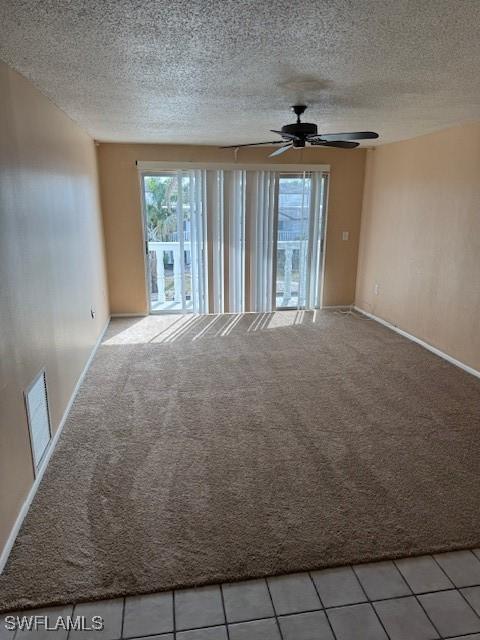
[24,370,52,472]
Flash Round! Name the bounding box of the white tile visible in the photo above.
[327,603,388,640]
[462,586,480,616]
[434,551,480,587]
[228,618,281,640]
[176,626,228,640]
[279,611,335,640]
[418,590,480,637]
[14,606,73,640]
[354,561,410,600]
[133,636,173,640]
[311,566,366,607]
[175,586,224,631]
[123,592,173,637]
[70,598,123,639]
[395,556,453,593]
[267,573,321,615]
[222,579,274,622]
[373,596,439,640]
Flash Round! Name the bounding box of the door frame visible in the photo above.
[318,172,330,309]
[138,170,153,314]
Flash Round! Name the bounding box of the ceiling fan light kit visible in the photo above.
[221,105,379,157]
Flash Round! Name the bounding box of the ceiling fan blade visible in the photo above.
[220,140,285,148]
[270,129,300,140]
[269,143,293,157]
[311,140,360,149]
[308,131,378,141]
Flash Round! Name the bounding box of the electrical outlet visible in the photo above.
[374,283,379,296]
[342,231,349,241]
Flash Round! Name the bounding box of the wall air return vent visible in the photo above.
[24,370,52,473]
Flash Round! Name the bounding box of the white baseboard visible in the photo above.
[110,313,147,318]
[321,304,354,310]
[0,316,111,574]
[354,306,480,380]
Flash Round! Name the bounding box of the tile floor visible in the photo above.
[3,549,480,639]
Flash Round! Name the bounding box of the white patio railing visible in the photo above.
[151,230,300,243]
[148,240,306,308]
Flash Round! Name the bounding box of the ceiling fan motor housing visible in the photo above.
[282,122,318,138]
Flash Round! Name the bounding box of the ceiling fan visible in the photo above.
[221,105,379,157]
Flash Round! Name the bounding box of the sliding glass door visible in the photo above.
[275,173,327,310]
[141,168,328,315]
[143,172,207,313]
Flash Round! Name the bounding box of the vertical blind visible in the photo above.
[188,170,208,314]
[144,168,328,315]
[225,170,246,313]
[249,171,277,312]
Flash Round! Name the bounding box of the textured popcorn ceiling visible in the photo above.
[1,0,480,145]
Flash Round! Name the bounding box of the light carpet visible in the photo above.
[1,310,480,611]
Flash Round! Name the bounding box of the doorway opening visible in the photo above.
[142,172,207,313]
[275,173,328,310]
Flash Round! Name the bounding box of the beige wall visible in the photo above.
[0,62,109,551]
[356,123,480,371]
[97,144,366,314]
